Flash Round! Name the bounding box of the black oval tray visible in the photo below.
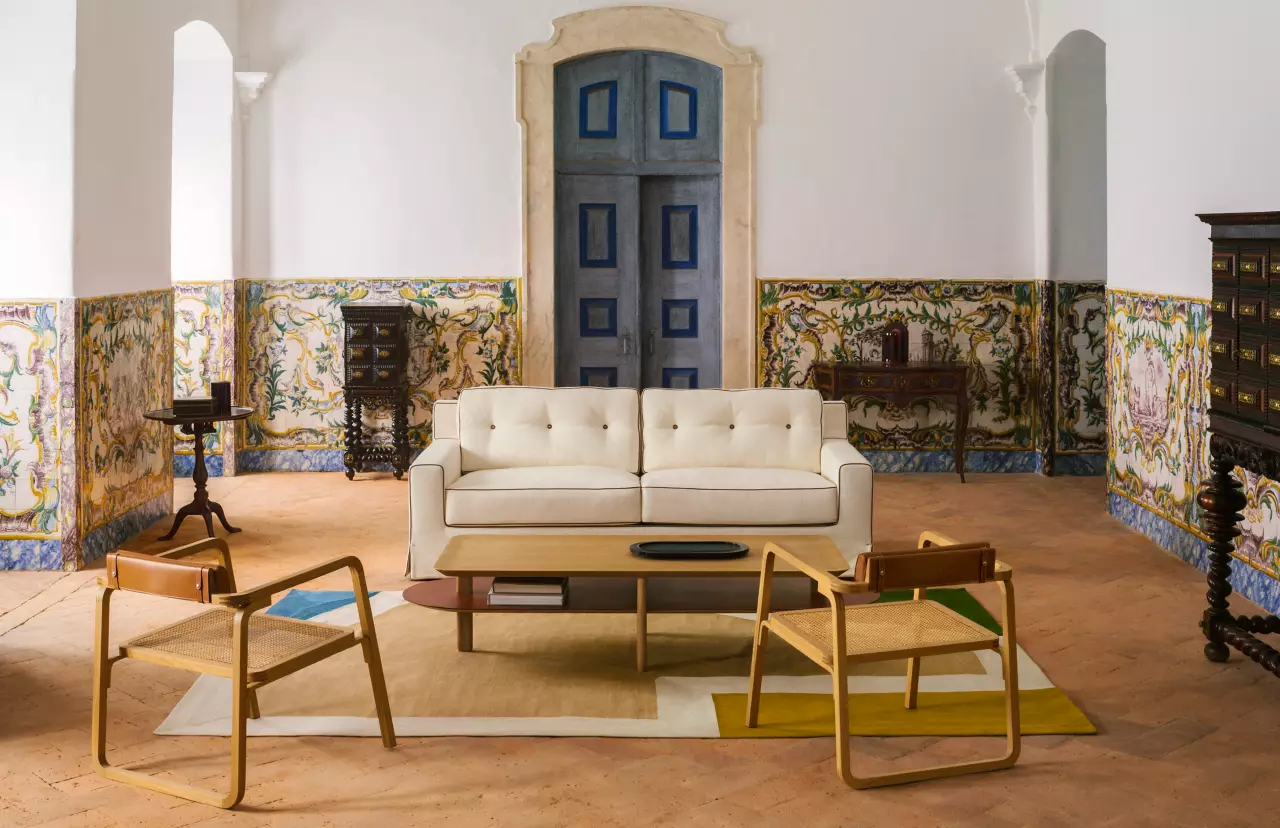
[630,541,749,560]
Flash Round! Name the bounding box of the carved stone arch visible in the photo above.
[516,7,762,387]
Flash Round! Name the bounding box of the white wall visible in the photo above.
[73,0,238,298]
[1047,29,1106,284]
[0,0,77,298]
[242,0,1033,282]
[172,21,234,283]
[1041,0,1280,298]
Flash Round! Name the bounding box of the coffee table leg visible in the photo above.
[636,577,647,672]
[457,576,473,653]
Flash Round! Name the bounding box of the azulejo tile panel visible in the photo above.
[242,280,519,455]
[173,282,226,470]
[1056,282,1106,454]
[758,280,1041,452]
[79,290,173,549]
[0,302,62,569]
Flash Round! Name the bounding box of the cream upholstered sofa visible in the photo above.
[406,386,872,579]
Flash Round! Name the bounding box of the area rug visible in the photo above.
[156,588,1095,738]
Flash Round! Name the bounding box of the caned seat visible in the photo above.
[747,532,1020,789]
[93,539,395,809]
[769,601,999,666]
[121,608,354,680]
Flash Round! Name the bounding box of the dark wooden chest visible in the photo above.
[340,303,412,479]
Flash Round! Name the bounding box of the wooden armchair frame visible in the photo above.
[92,539,395,809]
[746,531,1019,789]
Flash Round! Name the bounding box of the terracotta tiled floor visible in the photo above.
[3,472,1279,826]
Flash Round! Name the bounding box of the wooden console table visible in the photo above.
[811,361,970,482]
[1199,211,1280,676]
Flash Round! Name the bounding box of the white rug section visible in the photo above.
[154,592,1048,738]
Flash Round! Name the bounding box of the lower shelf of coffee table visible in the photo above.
[403,576,864,614]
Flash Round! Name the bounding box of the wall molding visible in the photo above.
[516,6,762,387]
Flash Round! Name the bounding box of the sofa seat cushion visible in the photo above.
[641,467,837,526]
[445,466,640,527]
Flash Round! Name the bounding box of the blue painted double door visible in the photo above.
[554,51,722,389]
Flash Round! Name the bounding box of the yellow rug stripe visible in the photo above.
[714,688,1096,737]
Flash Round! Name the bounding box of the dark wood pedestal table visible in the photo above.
[145,406,254,541]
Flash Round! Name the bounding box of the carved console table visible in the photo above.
[1199,211,1280,676]
[341,303,412,480]
[811,361,970,482]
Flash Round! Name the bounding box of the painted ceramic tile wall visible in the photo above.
[758,280,1047,472]
[79,290,173,563]
[239,279,519,471]
[1106,288,1280,612]
[173,281,231,476]
[1054,282,1107,474]
[0,302,64,569]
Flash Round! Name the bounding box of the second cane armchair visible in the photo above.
[92,538,396,808]
[747,531,1019,788]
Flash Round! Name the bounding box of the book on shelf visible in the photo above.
[487,591,566,607]
[490,577,567,595]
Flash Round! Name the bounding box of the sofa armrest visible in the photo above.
[407,439,461,579]
[411,437,461,486]
[820,439,871,486]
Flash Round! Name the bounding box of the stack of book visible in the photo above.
[173,396,216,417]
[487,577,568,607]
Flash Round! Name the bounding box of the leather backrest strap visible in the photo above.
[105,550,231,603]
[853,543,997,593]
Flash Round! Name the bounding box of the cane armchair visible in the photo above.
[92,538,396,808]
[746,531,1019,789]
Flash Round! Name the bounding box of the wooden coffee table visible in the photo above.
[402,534,849,671]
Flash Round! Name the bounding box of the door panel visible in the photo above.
[556,174,641,387]
[643,52,722,163]
[641,176,721,388]
[555,52,641,165]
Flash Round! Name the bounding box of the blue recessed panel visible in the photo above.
[579,367,619,387]
[579,298,618,338]
[659,81,698,139]
[662,299,699,338]
[662,368,699,389]
[579,203,617,268]
[661,205,698,270]
[579,80,618,139]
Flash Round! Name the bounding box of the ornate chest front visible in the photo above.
[340,303,412,478]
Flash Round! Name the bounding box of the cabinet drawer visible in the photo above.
[1268,341,1280,380]
[346,364,374,384]
[1209,373,1235,415]
[1268,387,1280,427]
[839,373,896,394]
[1236,378,1266,422]
[1238,335,1266,378]
[1210,290,1236,331]
[346,323,373,343]
[903,372,961,393]
[1239,250,1267,288]
[372,324,400,341]
[1271,248,1280,281]
[1237,292,1267,329]
[1210,333,1236,371]
[1212,250,1237,285]
[371,363,401,384]
[348,345,373,363]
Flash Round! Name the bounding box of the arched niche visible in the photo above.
[172,20,233,283]
[517,7,761,387]
[1046,29,1106,284]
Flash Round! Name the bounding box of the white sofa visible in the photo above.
[406,386,873,579]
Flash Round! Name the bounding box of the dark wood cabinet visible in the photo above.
[341,303,411,480]
[1197,211,1280,676]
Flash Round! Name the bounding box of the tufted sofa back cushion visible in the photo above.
[641,388,823,473]
[457,387,640,472]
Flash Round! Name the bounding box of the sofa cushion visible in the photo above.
[445,465,640,527]
[457,387,639,473]
[641,467,837,526]
[641,389,823,473]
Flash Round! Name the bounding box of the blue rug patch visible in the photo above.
[267,590,374,620]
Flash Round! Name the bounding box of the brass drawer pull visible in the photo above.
[1213,259,1228,271]
[1269,354,1280,366]
[352,348,367,360]
[1239,391,1257,405]
[378,369,390,379]
[1241,260,1259,273]
[1240,304,1259,317]
[1211,384,1228,399]
[377,327,392,336]
[1211,341,1227,354]
[924,375,940,388]
[1212,300,1229,313]
[1271,262,1280,275]
[859,376,878,388]
[352,370,365,379]
[1270,307,1280,320]
[1270,399,1280,411]
[379,349,392,359]
[1240,347,1257,361]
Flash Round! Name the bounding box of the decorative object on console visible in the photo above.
[341,303,412,480]
[173,396,216,417]
[146,406,254,540]
[211,381,232,415]
[811,360,970,482]
[1197,211,1280,677]
[630,540,749,559]
[881,322,909,365]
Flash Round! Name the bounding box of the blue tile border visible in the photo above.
[859,450,1041,474]
[81,493,172,566]
[1052,453,1107,476]
[238,449,347,472]
[174,454,223,478]
[1108,492,1280,614]
[0,539,64,571]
